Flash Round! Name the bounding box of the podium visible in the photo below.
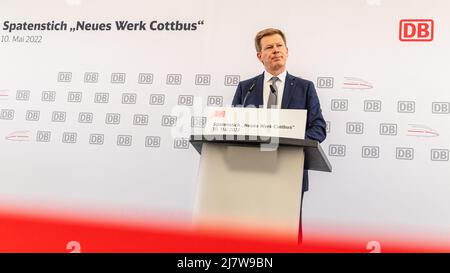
[190,134,332,242]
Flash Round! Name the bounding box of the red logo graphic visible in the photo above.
[213,110,226,118]
[0,90,9,100]
[399,19,434,42]
[342,77,373,90]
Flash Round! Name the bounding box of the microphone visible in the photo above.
[242,82,255,107]
[269,84,277,94]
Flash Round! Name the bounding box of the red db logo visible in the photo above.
[399,19,434,42]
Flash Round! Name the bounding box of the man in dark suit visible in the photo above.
[231,28,326,243]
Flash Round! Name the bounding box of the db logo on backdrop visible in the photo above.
[399,19,434,42]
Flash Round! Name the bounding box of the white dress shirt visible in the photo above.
[263,70,287,109]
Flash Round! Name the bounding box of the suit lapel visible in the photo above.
[253,73,264,107]
[281,72,295,109]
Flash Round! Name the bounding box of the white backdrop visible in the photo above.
[0,0,449,241]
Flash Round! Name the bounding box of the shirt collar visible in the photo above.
[264,70,287,83]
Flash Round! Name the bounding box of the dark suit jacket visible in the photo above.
[231,72,327,192]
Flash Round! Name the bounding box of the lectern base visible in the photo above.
[193,143,304,243]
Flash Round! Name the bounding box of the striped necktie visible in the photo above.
[267,76,279,108]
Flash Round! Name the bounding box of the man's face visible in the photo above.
[257,34,289,74]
